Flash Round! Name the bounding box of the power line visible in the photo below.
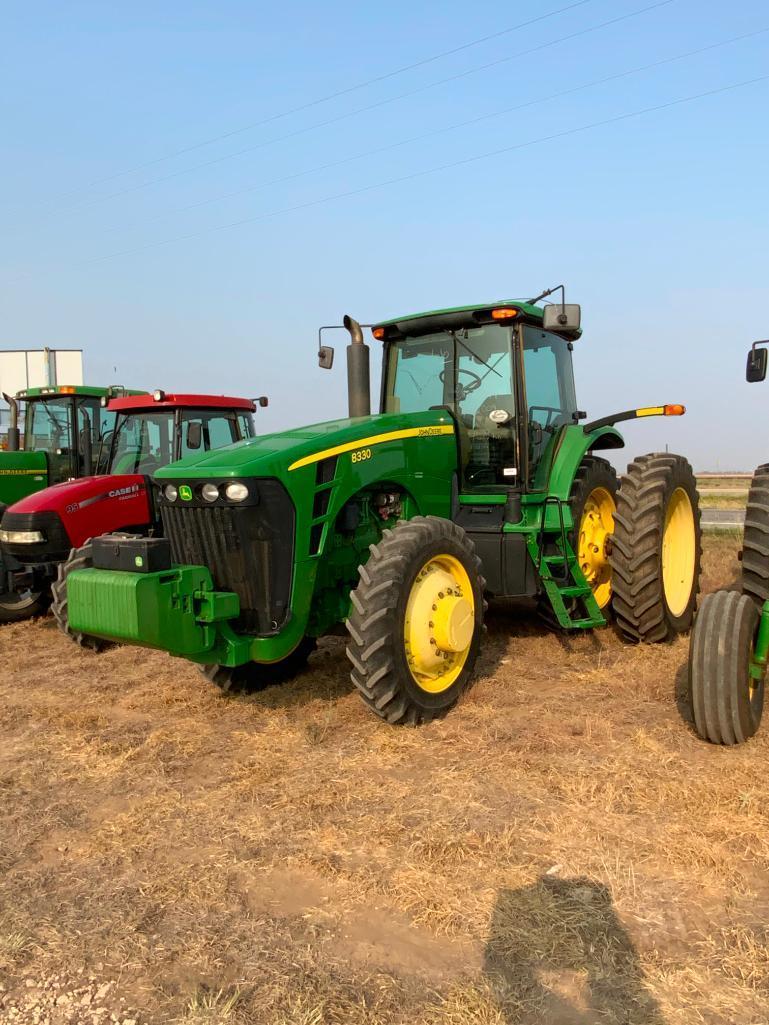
[80,73,769,267]
[101,26,768,236]
[52,0,602,194]
[8,0,674,231]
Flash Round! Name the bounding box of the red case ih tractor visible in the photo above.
[0,391,264,629]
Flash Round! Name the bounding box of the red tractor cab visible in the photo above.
[0,391,264,623]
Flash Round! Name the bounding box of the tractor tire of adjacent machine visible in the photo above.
[689,590,763,744]
[51,540,114,651]
[568,455,619,612]
[610,453,702,642]
[741,463,769,607]
[201,637,317,695]
[346,515,485,725]
[0,588,51,624]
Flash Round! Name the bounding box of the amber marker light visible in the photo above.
[490,307,519,321]
[371,326,385,340]
[58,386,76,394]
[664,404,686,416]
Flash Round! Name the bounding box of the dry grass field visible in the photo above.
[1,536,768,1025]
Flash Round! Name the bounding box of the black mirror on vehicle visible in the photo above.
[746,343,768,383]
[543,304,581,334]
[318,346,334,370]
[256,395,269,408]
[186,421,202,449]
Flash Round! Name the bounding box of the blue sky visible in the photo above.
[2,0,767,469]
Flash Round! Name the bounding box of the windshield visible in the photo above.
[110,412,174,474]
[25,397,73,452]
[109,408,248,474]
[384,324,518,489]
[384,324,513,417]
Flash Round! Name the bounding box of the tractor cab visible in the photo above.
[375,301,585,495]
[102,391,260,476]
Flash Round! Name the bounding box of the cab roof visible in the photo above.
[18,385,146,400]
[373,300,581,340]
[107,392,256,413]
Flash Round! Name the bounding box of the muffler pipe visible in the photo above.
[344,315,371,418]
[2,393,20,452]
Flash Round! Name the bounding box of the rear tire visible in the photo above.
[201,637,317,695]
[51,540,112,651]
[689,590,764,744]
[610,453,702,642]
[741,463,769,607]
[346,515,485,725]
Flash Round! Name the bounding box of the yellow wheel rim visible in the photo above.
[578,487,616,610]
[404,553,476,694]
[662,486,696,618]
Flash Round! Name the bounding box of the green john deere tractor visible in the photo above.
[688,338,769,745]
[61,296,702,724]
[1,385,141,505]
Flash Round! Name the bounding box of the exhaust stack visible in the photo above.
[344,315,371,418]
[3,393,20,452]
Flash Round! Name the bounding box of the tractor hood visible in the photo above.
[154,410,455,482]
[6,474,146,517]
[0,450,49,506]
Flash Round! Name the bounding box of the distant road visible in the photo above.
[702,509,745,529]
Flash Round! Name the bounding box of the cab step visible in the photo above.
[526,503,606,631]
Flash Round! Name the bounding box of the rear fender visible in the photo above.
[547,425,624,502]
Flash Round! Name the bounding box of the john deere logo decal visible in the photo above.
[179,485,193,502]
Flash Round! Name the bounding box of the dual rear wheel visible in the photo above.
[688,464,769,745]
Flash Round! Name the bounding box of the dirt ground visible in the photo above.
[1,537,767,1025]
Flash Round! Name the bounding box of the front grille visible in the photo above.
[161,480,294,635]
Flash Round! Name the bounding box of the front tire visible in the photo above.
[610,453,702,642]
[201,637,317,695]
[0,587,50,624]
[689,590,764,744]
[346,516,485,725]
[51,541,111,651]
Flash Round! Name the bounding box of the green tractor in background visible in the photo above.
[1,385,142,506]
[0,383,144,620]
[60,295,702,724]
[688,339,769,745]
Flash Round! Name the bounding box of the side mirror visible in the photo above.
[543,304,581,334]
[256,395,269,408]
[746,343,768,383]
[318,346,334,370]
[186,421,202,449]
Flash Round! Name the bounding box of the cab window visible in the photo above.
[384,340,450,414]
[523,326,578,486]
[179,411,240,458]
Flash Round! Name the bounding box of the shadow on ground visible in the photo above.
[484,875,665,1024]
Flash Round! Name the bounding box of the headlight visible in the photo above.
[201,483,220,503]
[164,484,178,502]
[0,529,45,544]
[225,482,249,503]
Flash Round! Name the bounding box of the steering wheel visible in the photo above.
[439,367,483,400]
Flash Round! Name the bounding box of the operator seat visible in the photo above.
[467,394,517,486]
